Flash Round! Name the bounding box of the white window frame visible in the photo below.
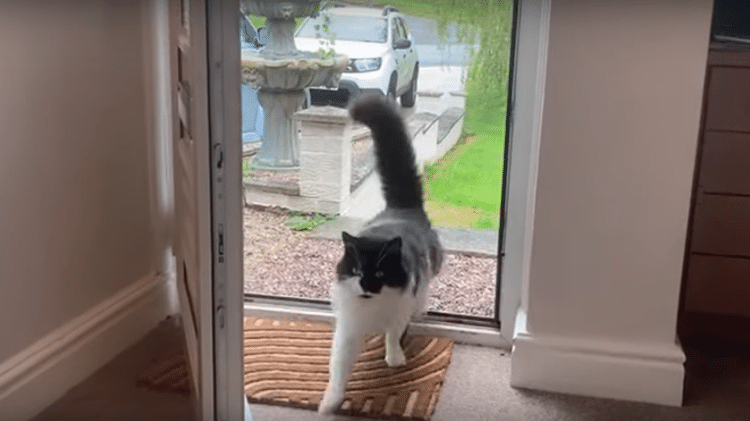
[499,0,551,342]
[207,0,246,419]
[217,0,552,349]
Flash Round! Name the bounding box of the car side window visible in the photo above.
[397,18,409,40]
[390,18,398,45]
[391,17,405,47]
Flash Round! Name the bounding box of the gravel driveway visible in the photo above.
[243,206,497,317]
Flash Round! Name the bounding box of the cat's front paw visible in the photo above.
[318,388,344,415]
[385,348,407,367]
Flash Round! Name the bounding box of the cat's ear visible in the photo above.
[342,231,357,245]
[377,236,402,263]
[341,231,361,266]
[342,231,359,254]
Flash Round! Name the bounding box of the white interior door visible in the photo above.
[170,0,246,419]
[170,0,214,418]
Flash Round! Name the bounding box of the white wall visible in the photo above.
[511,0,713,406]
[0,0,155,364]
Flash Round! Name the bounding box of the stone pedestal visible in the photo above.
[254,89,305,168]
[264,18,298,55]
[295,106,352,213]
[239,0,347,170]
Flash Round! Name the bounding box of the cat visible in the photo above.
[318,95,443,415]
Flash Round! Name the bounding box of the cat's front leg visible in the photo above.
[318,386,344,415]
[319,323,363,415]
[385,322,408,367]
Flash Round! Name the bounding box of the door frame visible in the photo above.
[213,0,550,353]
[498,0,552,343]
[206,0,246,420]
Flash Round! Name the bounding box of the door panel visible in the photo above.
[699,132,750,195]
[704,67,750,132]
[392,18,408,93]
[691,194,750,256]
[685,254,750,316]
[170,0,214,419]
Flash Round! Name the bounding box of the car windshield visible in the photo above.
[296,14,387,43]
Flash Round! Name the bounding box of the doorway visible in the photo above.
[239,0,517,339]
[172,0,548,418]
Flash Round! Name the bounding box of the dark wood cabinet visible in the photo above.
[680,47,750,345]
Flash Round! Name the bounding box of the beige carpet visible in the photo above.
[137,317,454,420]
[37,320,750,421]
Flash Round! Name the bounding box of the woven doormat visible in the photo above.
[137,317,454,420]
[245,317,453,420]
[136,351,192,396]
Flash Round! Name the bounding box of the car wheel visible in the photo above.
[386,74,397,104]
[400,64,418,108]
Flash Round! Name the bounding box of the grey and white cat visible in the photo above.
[318,95,443,415]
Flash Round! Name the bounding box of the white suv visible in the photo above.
[294,5,419,107]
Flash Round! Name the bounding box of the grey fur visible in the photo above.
[347,96,444,296]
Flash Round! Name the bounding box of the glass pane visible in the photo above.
[241,1,514,319]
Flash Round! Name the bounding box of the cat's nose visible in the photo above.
[359,278,382,294]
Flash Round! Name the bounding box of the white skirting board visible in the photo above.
[0,272,172,421]
[510,310,686,407]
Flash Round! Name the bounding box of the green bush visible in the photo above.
[242,159,254,178]
[289,213,337,232]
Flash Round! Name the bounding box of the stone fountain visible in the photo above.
[240,0,348,169]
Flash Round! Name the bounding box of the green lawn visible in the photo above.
[424,105,506,229]
[424,32,510,230]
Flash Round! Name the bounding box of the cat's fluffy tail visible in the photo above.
[349,95,422,209]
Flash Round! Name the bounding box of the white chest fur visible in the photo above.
[332,276,423,334]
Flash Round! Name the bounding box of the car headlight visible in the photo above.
[347,58,382,72]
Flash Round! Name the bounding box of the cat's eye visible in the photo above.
[375,270,384,278]
[351,267,362,276]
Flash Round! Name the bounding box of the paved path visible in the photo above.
[343,65,466,218]
[416,66,467,95]
[312,216,498,257]
[400,65,466,125]
[404,15,477,66]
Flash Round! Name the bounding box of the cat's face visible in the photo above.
[336,231,408,298]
